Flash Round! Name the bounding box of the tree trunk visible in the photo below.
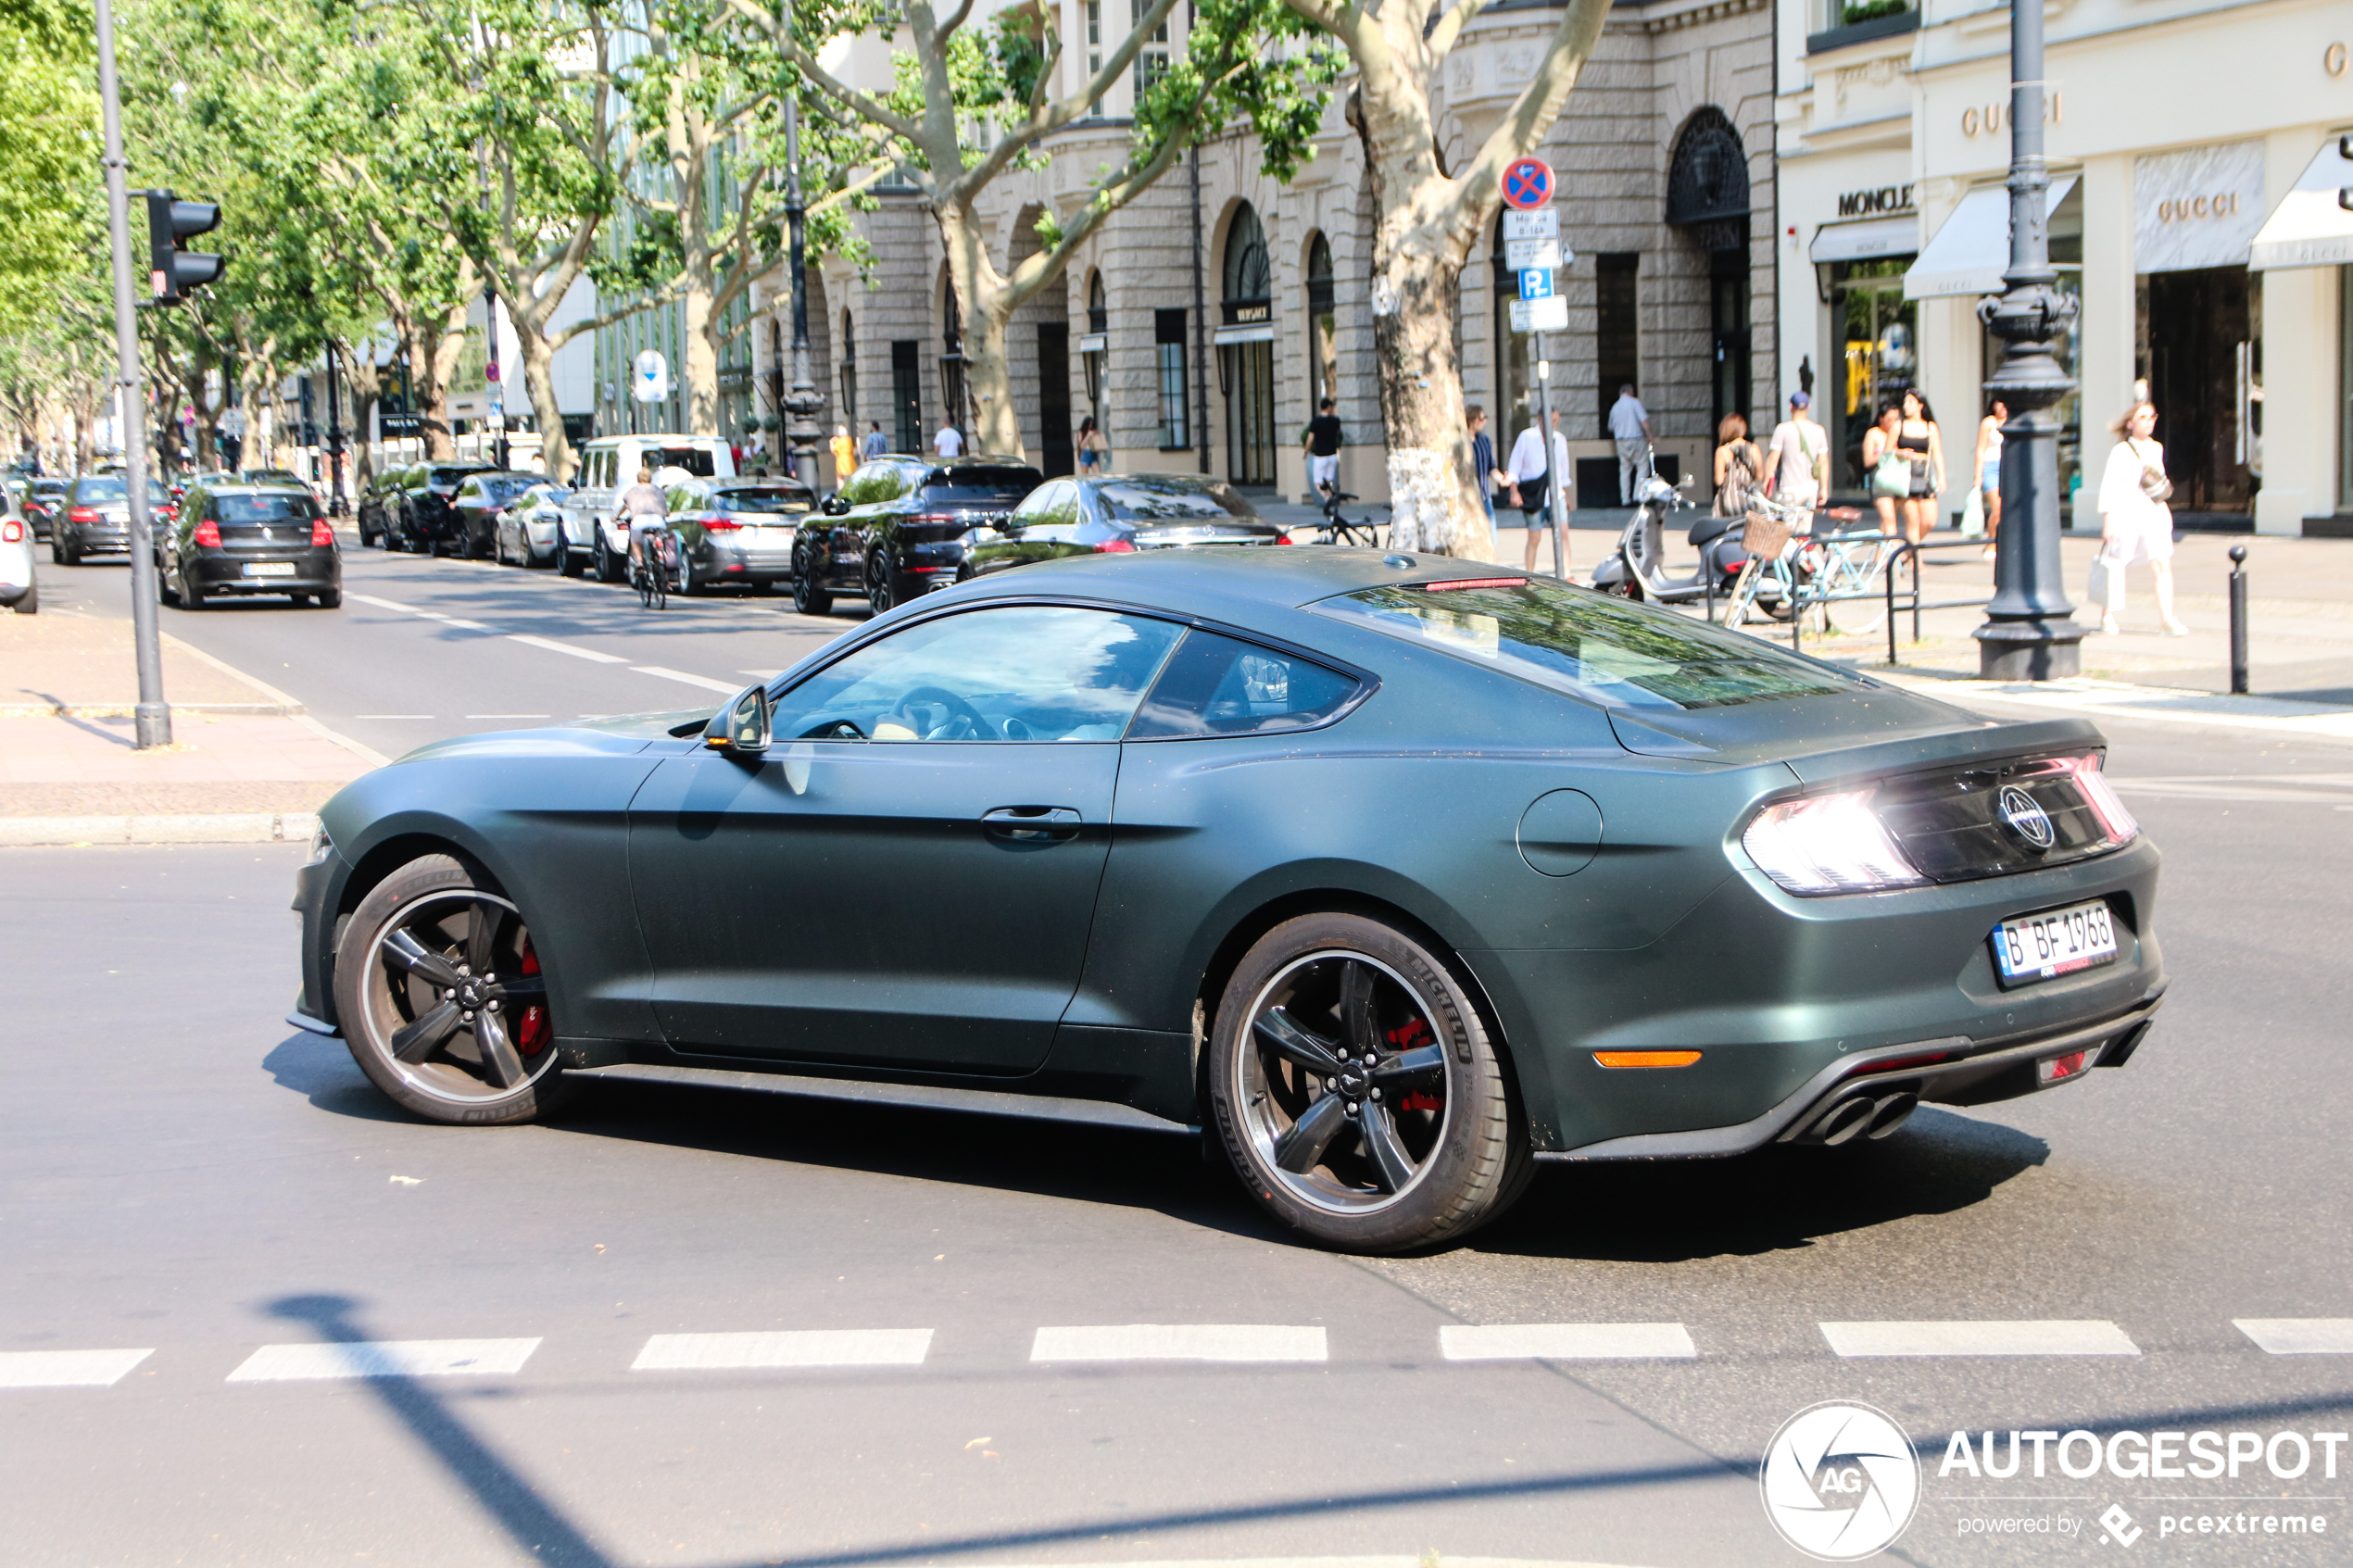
[937,206,1021,458]
[1369,247,1487,558]
[682,272,719,437]
[517,332,567,483]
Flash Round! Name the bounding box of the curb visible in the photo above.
[0,700,303,719]
[0,812,321,847]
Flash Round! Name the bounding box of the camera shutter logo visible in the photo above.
[1997,784,2056,849]
[1759,1401,1921,1561]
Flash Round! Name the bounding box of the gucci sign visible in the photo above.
[1961,93,2063,138]
[2157,193,2244,222]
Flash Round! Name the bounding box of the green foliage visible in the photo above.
[0,0,100,334]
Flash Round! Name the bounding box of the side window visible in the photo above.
[839,463,909,507]
[1126,630,1364,740]
[771,606,1183,744]
[1012,481,1063,518]
[456,480,479,503]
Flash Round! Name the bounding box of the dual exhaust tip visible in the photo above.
[1799,1089,1919,1147]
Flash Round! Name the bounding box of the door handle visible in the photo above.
[982,806,1083,843]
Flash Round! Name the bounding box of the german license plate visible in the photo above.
[1993,900,2119,985]
[243,561,296,578]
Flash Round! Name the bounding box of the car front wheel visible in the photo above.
[792,546,833,615]
[333,853,573,1126]
[1209,912,1531,1253]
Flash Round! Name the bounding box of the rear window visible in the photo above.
[924,466,1039,505]
[1096,480,1256,523]
[648,445,719,477]
[714,487,809,514]
[77,477,127,501]
[1316,577,1864,711]
[220,493,321,523]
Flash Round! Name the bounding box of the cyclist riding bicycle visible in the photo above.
[620,466,668,574]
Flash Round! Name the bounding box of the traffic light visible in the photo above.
[142,190,223,304]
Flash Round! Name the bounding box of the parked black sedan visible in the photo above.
[392,463,495,555]
[793,456,1040,616]
[50,474,135,563]
[292,549,2163,1253]
[22,478,66,541]
[665,476,813,594]
[966,473,1285,577]
[449,470,543,559]
[160,481,341,608]
[357,466,410,547]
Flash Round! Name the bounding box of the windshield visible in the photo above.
[1316,578,1865,711]
[427,467,484,487]
[714,487,810,515]
[649,445,719,477]
[1095,480,1258,524]
[480,476,535,501]
[220,493,321,523]
[924,467,1038,505]
[76,478,127,501]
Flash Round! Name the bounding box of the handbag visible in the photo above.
[2133,441,2172,503]
[1959,485,1985,537]
[1871,451,1913,498]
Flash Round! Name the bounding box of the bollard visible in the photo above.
[2227,544,2249,695]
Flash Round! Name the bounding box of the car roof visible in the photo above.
[951,544,1525,613]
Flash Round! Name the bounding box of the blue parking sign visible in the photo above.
[1517,268,1554,301]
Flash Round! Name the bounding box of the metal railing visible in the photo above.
[1875,536,1995,667]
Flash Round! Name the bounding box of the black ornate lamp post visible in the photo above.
[1972,0,2082,680]
[780,95,824,489]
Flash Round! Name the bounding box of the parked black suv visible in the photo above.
[793,456,1042,616]
[393,463,496,555]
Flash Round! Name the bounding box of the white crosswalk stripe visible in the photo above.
[1819,1320,2140,1358]
[2234,1318,2353,1355]
[633,1329,933,1371]
[1031,1323,1327,1363]
[226,1337,541,1383]
[1441,1323,1697,1361]
[0,1348,153,1388]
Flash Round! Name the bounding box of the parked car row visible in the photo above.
[339,433,1290,614]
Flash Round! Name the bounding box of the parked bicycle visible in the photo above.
[1316,488,1385,548]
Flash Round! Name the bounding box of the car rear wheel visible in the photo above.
[333,854,573,1126]
[558,522,585,576]
[792,547,833,615]
[594,529,622,583]
[1209,912,1531,1253]
[179,567,206,609]
[865,557,898,616]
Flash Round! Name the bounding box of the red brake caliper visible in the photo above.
[516,937,550,1055]
[1387,1017,1440,1111]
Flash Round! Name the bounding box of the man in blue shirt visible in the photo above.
[1467,404,1497,522]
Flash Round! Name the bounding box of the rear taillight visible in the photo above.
[2062,753,2139,846]
[310,518,333,546]
[1275,533,1295,546]
[1,520,21,544]
[702,517,742,532]
[194,519,221,547]
[1742,789,1928,896]
[909,512,956,525]
[2037,1049,2091,1085]
[69,507,100,523]
[1094,537,1136,554]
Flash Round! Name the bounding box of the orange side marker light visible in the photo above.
[1593,1050,1703,1069]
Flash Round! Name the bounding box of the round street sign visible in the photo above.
[1503,157,1554,210]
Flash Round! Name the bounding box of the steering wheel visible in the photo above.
[887,684,989,741]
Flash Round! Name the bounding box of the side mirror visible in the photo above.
[821,494,849,516]
[704,683,772,759]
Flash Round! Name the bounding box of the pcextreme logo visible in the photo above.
[1760,1401,1923,1560]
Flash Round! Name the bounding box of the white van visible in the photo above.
[559,434,736,581]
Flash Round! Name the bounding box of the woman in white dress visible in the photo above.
[2094,401,2188,636]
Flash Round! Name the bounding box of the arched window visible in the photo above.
[1304,233,1337,413]
[1667,107,1752,433]
[1219,205,1275,484]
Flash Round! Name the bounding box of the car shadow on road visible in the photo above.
[261,1031,416,1123]
[1470,1108,2051,1262]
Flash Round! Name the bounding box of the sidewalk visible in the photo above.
[0,609,382,846]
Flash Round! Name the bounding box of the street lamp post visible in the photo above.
[1971,0,2082,681]
[325,342,347,517]
[780,96,824,490]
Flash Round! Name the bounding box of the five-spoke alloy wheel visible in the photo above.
[333,854,572,1125]
[1210,912,1529,1252]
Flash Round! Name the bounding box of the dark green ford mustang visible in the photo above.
[291,548,2163,1252]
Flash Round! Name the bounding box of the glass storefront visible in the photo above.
[1829,257,1917,494]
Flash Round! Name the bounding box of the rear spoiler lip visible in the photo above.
[1782,716,2108,789]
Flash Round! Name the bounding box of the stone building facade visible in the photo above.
[752,0,1778,512]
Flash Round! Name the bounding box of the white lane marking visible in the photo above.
[1441,1323,1697,1361]
[736,670,783,678]
[2235,1318,2353,1355]
[1030,1324,1327,1363]
[354,714,434,720]
[226,1337,541,1383]
[441,618,492,632]
[632,665,743,694]
[346,593,488,633]
[0,1348,153,1388]
[508,633,627,664]
[463,714,549,720]
[633,1329,933,1371]
[347,593,419,614]
[1819,1321,2140,1358]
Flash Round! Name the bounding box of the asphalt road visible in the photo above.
[8,541,2353,1567]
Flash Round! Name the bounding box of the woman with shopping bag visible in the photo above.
[2093,400,2188,636]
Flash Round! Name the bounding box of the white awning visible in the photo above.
[1212,323,1273,345]
[1808,215,1916,265]
[1903,178,2076,300]
[2250,136,2353,271]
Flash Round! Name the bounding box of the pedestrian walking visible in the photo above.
[934,421,963,458]
[1607,383,1653,503]
[1862,404,1905,537]
[1466,404,1497,522]
[829,423,856,483]
[1972,398,2007,558]
[1711,413,1762,518]
[1764,391,1828,512]
[1302,397,1343,496]
[1076,415,1109,474]
[1891,389,1944,546]
[1506,408,1572,573]
[862,421,887,460]
[2094,399,2188,637]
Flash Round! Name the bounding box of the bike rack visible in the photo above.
[1877,536,1994,667]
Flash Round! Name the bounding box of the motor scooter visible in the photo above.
[1587,470,1751,607]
